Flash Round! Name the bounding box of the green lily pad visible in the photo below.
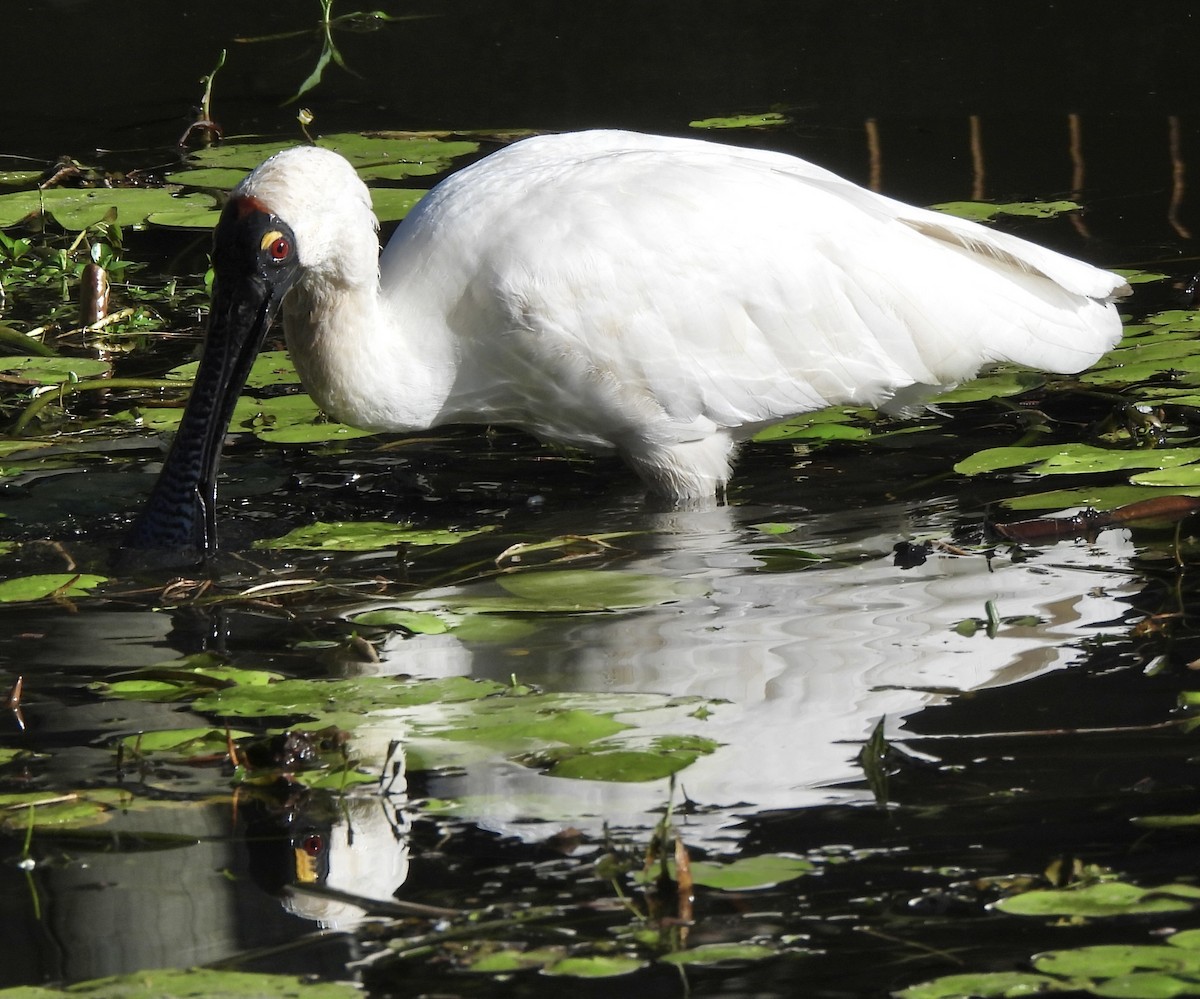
[185,133,477,176]
[0,355,111,384]
[349,609,452,633]
[121,727,252,755]
[1033,944,1200,978]
[932,199,1083,221]
[494,568,706,612]
[1000,484,1200,511]
[994,881,1200,917]
[465,946,567,973]
[256,521,489,551]
[0,573,106,603]
[955,444,1200,477]
[540,955,648,977]
[932,368,1052,404]
[659,943,780,965]
[0,187,218,230]
[894,971,1071,998]
[163,167,255,190]
[0,788,132,831]
[689,112,791,129]
[20,967,362,998]
[190,674,507,719]
[529,735,720,782]
[1131,465,1200,487]
[369,188,429,222]
[167,350,300,389]
[755,407,872,443]
[685,853,816,890]
[238,393,375,443]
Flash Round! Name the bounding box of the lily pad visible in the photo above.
[257,521,489,551]
[685,853,816,890]
[167,350,301,389]
[540,955,648,977]
[689,112,791,129]
[0,355,111,384]
[18,968,362,998]
[894,971,1071,998]
[1033,944,1200,978]
[659,943,780,965]
[239,393,375,443]
[954,444,1200,477]
[0,188,218,230]
[994,881,1200,917]
[0,788,131,831]
[932,199,1083,221]
[0,573,106,603]
[528,735,720,782]
[349,609,452,633]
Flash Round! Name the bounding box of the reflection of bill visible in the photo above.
[241,774,411,930]
[353,507,1140,846]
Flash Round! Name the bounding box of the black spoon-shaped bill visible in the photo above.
[125,200,301,556]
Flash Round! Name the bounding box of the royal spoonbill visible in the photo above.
[126,129,1128,554]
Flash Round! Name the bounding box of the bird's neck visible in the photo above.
[281,272,456,432]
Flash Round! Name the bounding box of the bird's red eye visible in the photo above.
[268,236,291,260]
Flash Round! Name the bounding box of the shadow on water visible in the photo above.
[4,1,1200,995]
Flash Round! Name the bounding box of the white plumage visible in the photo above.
[240,130,1126,501]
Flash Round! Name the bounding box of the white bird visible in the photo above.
[127,129,1128,554]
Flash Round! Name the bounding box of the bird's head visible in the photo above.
[124,146,375,560]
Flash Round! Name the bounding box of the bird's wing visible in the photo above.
[387,133,1125,445]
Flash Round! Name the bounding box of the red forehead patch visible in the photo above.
[230,195,270,219]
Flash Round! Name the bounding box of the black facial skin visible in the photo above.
[124,199,301,558]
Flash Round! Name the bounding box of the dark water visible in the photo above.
[5,1,1200,996]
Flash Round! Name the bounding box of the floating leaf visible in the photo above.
[685,853,816,891]
[1033,943,1200,978]
[121,727,252,755]
[494,568,706,612]
[994,881,1200,917]
[540,955,648,977]
[240,393,375,443]
[932,368,1052,404]
[0,355,111,384]
[465,947,567,973]
[894,971,1071,999]
[350,609,451,633]
[0,573,106,603]
[0,788,132,831]
[190,674,507,719]
[955,444,1200,477]
[0,188,218,230]
[659,943,780,965]
[167,350,300,389]
[531,735,720,782]
[256,521,488,551]
[932,200,1082,221]
[754,407,871,443]
[32,967,362,998]
[1001,485,1200,512]
[689,113,791,129]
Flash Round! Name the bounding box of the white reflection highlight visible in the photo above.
[361,509,1139,844]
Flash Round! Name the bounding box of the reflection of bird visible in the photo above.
[128,130,1127,553]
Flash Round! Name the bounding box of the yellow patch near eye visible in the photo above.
[261,230,285,251]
